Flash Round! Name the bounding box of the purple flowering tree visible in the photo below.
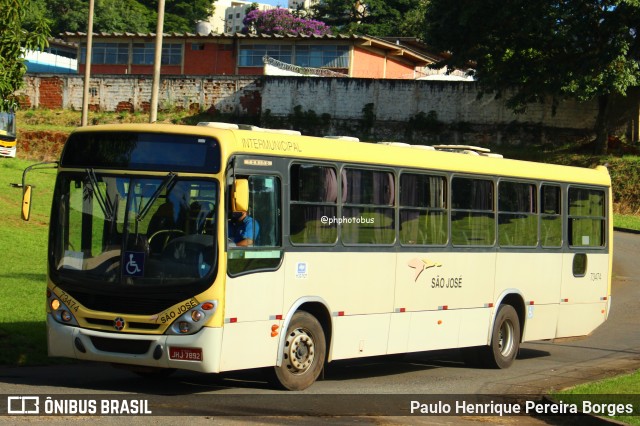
[242,8,331,36]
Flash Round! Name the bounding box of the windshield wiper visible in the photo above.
[85,168,113,221]
[136,172,176,222]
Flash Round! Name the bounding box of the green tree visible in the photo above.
[45,0,89,36]
[424,0,640,154]
[0,0,51,111]
[138,0,213,33]
[43,0,214,36]
[313,0,425,36]
[95,0,153,33]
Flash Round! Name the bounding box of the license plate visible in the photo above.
[169,347,203,361]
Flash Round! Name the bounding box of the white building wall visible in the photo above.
[223,1,279,34]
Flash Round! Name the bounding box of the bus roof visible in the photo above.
[69,123,611,187]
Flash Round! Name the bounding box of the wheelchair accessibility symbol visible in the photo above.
[124,251,145,277]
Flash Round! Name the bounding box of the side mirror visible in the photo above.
[232,179,249,213]
[21,185,32,221]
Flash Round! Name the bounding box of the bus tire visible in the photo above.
[274,311,326,391]
[485,304,521,369]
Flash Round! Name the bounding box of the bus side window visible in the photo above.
[228,175,282,276]
[568,187,605,247]
[451,177,495,246]
[399,173,447,245]
[541,184,562,247]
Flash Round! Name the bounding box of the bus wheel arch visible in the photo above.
[274,300,332,390]
[464,292,525,369]
[498,293,525,343]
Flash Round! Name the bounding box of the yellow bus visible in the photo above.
[23,122,612,390]
[0,111,17,158]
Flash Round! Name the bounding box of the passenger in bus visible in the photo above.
[228,210,259,247]
[147,186,188,253]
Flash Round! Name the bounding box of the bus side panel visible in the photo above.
[392,252,495,352]
[388,308,491,354]
[330,314,391,360]
[394,253,496,312]
[219,321,281,371]
[556,252,609,338]
[556,303,607,338]
[224,269,285,324]
[387,312,410,354]
[282,252,395,362]
[220,269,285,370]
[408,309,492,352]
[283,252,395,315]
[407,310,460,352]
[457,308,492,347]
[521,304,559,341]
[494,252,562,341]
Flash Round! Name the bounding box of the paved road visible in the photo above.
[1,231,639,423]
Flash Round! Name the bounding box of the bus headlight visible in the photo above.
[61,310,72,322]
[48,292,79,326]
[191,310,203,322]
[166,300,218,335]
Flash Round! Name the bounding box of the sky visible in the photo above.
[260,0,289,6]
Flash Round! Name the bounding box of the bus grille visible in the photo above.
[85,318,160,331]
[90,336,152,355]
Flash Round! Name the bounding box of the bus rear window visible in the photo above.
[60,131,220,173]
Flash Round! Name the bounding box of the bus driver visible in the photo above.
[228,210,259,246]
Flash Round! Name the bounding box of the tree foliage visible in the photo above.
[0,0,51,111]
[424,0,640,153]
[42,0,213,36]
[312,0,426,36]
[243,8,331,36]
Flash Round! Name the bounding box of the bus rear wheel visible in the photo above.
[274,311,326,391]
[485,304,521,369]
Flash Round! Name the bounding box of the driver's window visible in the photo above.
[228,175,282,276]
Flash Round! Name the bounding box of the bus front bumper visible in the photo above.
[0,145,16,158]
[47,315,222,373]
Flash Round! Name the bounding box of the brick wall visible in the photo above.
[19,74,598,131]
[261,77,598,129]
[19,74,263,116]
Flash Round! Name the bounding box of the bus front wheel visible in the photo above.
[274,311,326,391]
[486,304,521,369]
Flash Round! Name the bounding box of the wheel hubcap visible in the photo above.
[498,320,514,357]
[284,328,315,373]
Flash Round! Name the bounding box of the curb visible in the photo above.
[613,226,640,234]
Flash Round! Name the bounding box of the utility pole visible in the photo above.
[81,0,95,126]
[149,0,166,123]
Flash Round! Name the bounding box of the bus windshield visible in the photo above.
[0,112,16,138]
[49,171,218,310]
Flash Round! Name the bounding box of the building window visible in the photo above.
[132,43,182,65]
[191,43,205,51]
[80,42,128,65]
[239,44,292,66]
[295,45,349,68]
